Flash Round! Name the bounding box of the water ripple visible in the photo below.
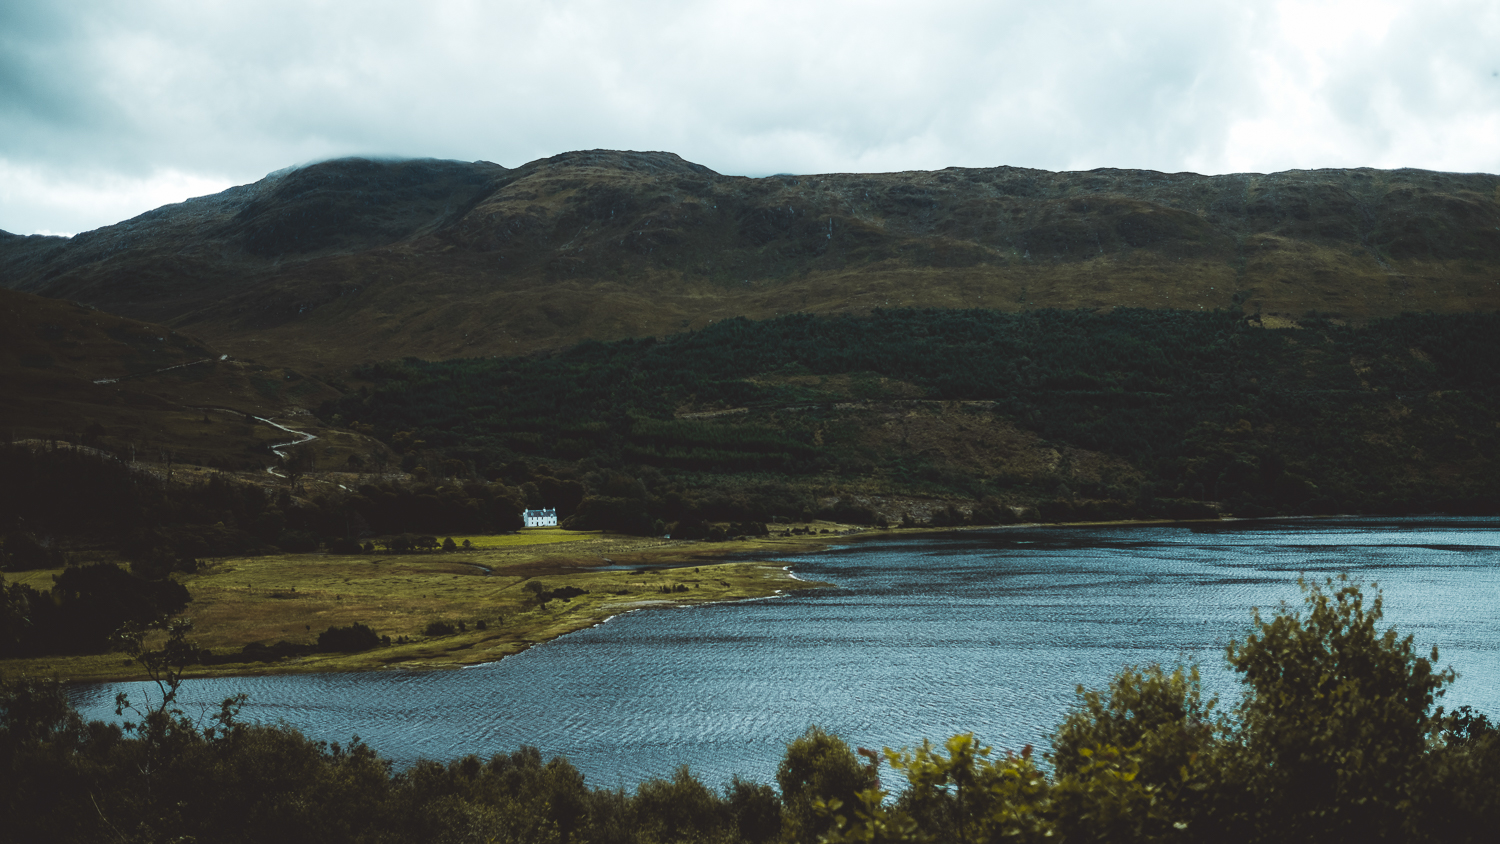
[70,516,1500,788]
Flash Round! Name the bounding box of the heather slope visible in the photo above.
[327,308,1500,523]
[4,152,1498,369]
[0,287,348,470]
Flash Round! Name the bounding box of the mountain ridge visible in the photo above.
[4,151,1499,370]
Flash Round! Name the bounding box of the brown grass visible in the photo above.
[1,528,856,684]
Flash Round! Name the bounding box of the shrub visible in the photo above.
[631,766,729,842]
[777,726,877,843]
[1223,575,1456,841]
[727,776,782,844]
[423,621,456,637]
[1050,663,1217,785]
[317,623,381,653]
[274,530,320,553]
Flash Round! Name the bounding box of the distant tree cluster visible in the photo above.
[0,442,529,567]
[0,563,189,656]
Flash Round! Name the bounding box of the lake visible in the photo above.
[69,517,1500,789]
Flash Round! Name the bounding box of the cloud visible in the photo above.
[2,0,1497,235]
[0,159,234,239]
[1221,0,1500,173]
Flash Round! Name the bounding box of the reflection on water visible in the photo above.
[69,517,1500,789]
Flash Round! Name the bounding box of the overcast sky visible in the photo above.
[2,0,1497,236]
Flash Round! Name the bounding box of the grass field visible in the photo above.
[3,526,858,684]
[452,527,601,548]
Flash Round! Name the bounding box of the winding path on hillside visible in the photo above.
[182,405,319,478]
[91,356,223,385]
[87,355,320,474]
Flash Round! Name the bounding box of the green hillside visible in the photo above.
[5,153,1499,371]
[324,308,1500,527]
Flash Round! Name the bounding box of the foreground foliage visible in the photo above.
[819,578,1498,843]
[3,579,1497,842]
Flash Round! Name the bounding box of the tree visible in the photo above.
[0,575,38,656]
[111,616,225,730]
[318,622,381,653]
[1051,664,1217,787]
[1224,576,1455,842]
[282,445,315,493]
[777,726,878,843]
[49,563,190,653]
[0,530,61,570]
[563,496,652,535]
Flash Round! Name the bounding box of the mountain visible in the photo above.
[4,152,1499,370]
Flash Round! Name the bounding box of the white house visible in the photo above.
[524,508,558,527]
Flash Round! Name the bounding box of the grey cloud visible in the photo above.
[2,0,1497,235]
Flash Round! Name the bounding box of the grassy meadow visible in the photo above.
[4,526,854,684]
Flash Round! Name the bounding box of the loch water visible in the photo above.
[69,517,1500,789]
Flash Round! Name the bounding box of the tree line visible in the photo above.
[323,308,1500,522]
[0,442,531,570]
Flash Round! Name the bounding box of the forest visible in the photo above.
[324,308,1500,524]
[3,579,1497,842]
[0,442,532,657]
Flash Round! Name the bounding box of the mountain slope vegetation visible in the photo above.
[3,152,1498,553]
[0,287,345,470]
[4,152,1499,370]
[325,308,1500,526]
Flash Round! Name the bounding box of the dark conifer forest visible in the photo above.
[326,308,1500,524]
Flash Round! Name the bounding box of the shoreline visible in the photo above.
[6,528,852,686]
[2,514,1385,687]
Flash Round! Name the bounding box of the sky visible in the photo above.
[2,0,1497,237]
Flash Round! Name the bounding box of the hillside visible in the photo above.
[4,152,1499,370]
[325,308,1500,526]
[0,287,365,471]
